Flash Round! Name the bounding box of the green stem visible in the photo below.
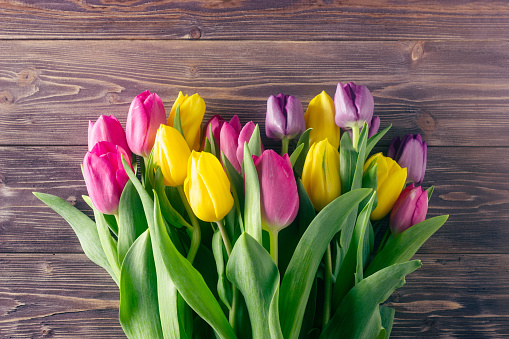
[229,282,239,333]
[351,125,360,152]
[323,244,333,329]
[177,186,201,264]
[215,219,232,257]
[269,229,279,267]
[281,137,290,155]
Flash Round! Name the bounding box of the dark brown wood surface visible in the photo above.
[1,1,508,338]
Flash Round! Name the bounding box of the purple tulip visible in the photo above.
[389,184,428,235]
[347,115,381,139]
[83,141,133,215]
[253,150,299,231]
[126,90,167,158]
[334,82,374,129]
[220,118,264,172]
[266,93,306,140]
[388,134,427,184]
[88,115,130,154]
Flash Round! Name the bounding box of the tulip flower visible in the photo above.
[83,141,132,215]
[167,92,206,151]
[254,150,299,232]
[184,151,234,222]
[389,184,428,235]
[364,152,407,220]
[88,115,130,155]
[302,139,341,211]
[388,134,427,184]
[266,93,306,153]
[201,114,225,150]
[152,125,191,187]
[220,119,263,172]
[126,90,167,158]
[304,90,341,149]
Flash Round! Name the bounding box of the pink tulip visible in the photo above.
[126,90,167,158]
[253,150,299,231]
[202,114,226,150]
[88,115,130,154]
[389,184,428,235]
[220,117,262,172]
[83,141,133,215]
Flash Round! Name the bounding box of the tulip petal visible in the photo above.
[266,95,286,139]
[220,122,241,172]
[305,91,340,149]
[284,96,306,139]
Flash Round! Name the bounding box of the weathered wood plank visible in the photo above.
[0,253,507,338]
[1,0,509,40]
[1,146,508,254]
[0,41,508,146]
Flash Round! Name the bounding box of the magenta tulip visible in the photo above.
[389,184,428,235]
[334,82,374,130]
[266,93,306,140]
[254,149,299,231]
[83,141,133,215]
[202,114,226,149]
[388,134,427,184]
[88,115,130,154]
[126,90,167,158]
[220,118,263,172]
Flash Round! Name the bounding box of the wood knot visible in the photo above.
[188,65,199,76]
[190,27,202,39]
[66,196,77,206]
[42,326,53,337]
[43,263,54,274]
[417,111,436,131]
[18,68,38,87]
[106,92,120,104]
[0,90,14,105]
[411,41,424,61]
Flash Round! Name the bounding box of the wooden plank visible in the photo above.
[1,1,509,40]
[0,40,508,146]
[1,145,508,254]
[0,253,507,338]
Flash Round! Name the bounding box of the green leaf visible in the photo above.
[221,151,245,232]
[365,215,449,276]
[366,124,392,160]
[121,157,236,339]
[119,229,164,339]
[33,192,117,285]
[427,186,435,201]
[289,143,304,168]
[208,123,218,158]
[83,195,118,236]
[154,168,191,229]
[243,143,262,244]
[247,124,262,157]
[118,180,149,264]
[293,128,312,178]
[212,229,232,310]
[279,188,372,339]
[92,207,121,285]
[321,260,421,338]
[226,233,283,339]
[174,104,184,137]
[380,305,395,339]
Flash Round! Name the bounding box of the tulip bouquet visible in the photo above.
[34,83,447,339]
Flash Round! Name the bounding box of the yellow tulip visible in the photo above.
[152,125,191,186]
[167,91,206,151]
[184,151,234,222]
[304,91,341,149]
[302,139,341,211]
[364,152,407,220]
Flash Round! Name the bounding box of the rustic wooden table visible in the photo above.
[1,1,508,338]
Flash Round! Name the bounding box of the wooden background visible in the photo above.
[1,1,508,338]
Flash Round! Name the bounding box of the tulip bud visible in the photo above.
[302,139,341,211]
[126,90,167,158]
[334,82,374,130]
[304,91,341,149]
[152,125,191,187]
[388,134,427,184]
[253,150,299,232]
[88,115,130,155]
[389,184,428,235]
[364,152,407,220]
[266,93,306,141]
[184,151,234,222]
[236,121,264,169]
[83,141,132,215]
[167,91,206,151]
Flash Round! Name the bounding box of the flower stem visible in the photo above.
[281,137,289,155]
[177,186,201,265]
[351,125,360,151]
[215,219,232,257]
[269,229,279,267]
[323,244,333,329]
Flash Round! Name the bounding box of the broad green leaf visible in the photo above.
[33,192,117,285]
[365,124,392,160]
[83,195,118,236]
[293,128,312,178]
[365,215,449,276]
[119,230,164,339]
[380,305,395,339]
[226,233,283,339]
[321,260,421,338]
[122,157,236,339]
[289,143,304,168]
[247,124,262,157]
[154,168,191,229]
[212,229,232,310]
[118,180,149,264]
[279,188,372,339]
[243,144,262,244]
[93,207,121,285]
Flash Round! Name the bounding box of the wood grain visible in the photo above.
[1,145,507,254]
[1,40,508,146]
[1,0,509,40]
[1,253,507,338]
